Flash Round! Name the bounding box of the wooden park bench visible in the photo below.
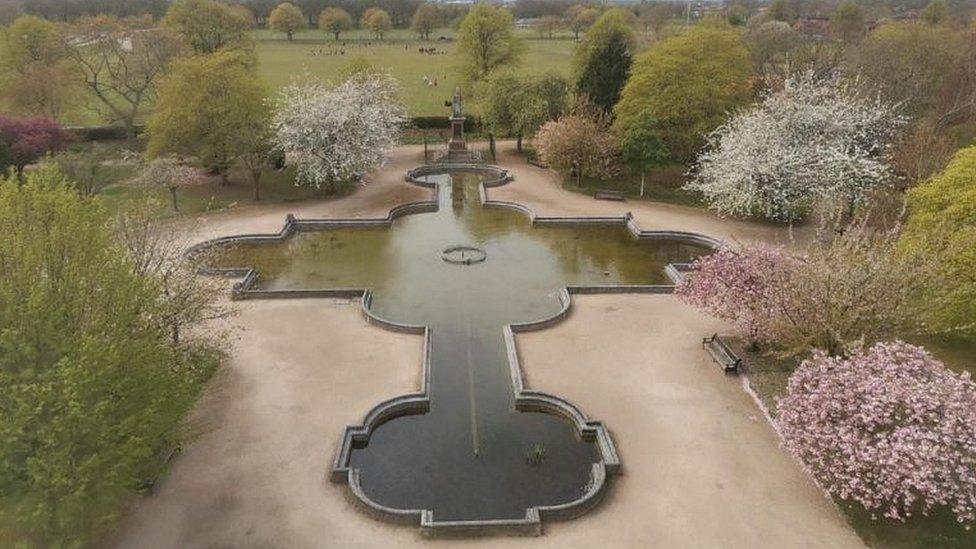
[702,334,742,373]
[593,189,626,201]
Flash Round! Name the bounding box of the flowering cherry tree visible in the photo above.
[687,71,904,222]
[272,72,406,190]
[134,155,204,213]
[776,341,976,526]
[674,243,802,346]
[676,231,937,356]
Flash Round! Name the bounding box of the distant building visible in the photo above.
[793,16,831,41]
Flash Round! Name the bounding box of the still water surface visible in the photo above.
[212,172,709,521]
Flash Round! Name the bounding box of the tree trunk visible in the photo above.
[122,115,138,140]
[334,32,339,41]
[640,171,645,198]
[516,134,523,153]
[220,170,229,187]
[252,170,262,201]
[169,186,179,212]
[287,31,293,40]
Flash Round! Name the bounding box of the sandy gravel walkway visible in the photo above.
[109,145,861,548]
[111,299,425,548]
[178,145,433,246]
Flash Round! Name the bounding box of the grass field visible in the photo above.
[253,28,578,116]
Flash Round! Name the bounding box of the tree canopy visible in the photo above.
[361,7,392,40]
[534,103,618,187]
[318,7,352,41]
[456,4,524,82]
[272,72,406,189]
[687,71,904,222]
[901,145,976,336]
[0,115,68,175]
[478,70,568,152]
[569,6,599,39]
[62,15,183,137]
[777,342,976,527]
[411,3,439,40]
[147,51,271,187]
[163,0,252,55]
[268,2,306,41]
[619,109,669,197]
[615,24,751,162]
[830,1,865,42]
[572,9,634,114]
[0,165,221,545]
[852,21,965,118]
[0,15,76,120]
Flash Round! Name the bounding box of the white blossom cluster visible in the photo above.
[687,71,905,222]
[272,72,406,188]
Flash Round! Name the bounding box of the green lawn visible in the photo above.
[96,165,342,217]
[254,28,577,117]
[44,29,577,126]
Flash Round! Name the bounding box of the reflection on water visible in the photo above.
[211,172,709,521]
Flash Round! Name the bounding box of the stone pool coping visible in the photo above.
[186,163,722,537]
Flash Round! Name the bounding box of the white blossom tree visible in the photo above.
[272,72,406,190]
[687,71,905,222]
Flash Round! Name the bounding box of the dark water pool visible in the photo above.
[210,172,709,522]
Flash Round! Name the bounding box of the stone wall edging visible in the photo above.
[189,162,722,536]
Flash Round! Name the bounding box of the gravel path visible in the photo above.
[109,145,861,548]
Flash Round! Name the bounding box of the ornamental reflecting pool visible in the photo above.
[206,171,709,526]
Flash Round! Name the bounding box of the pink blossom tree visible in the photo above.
[674,243,802,347]
[776,341,976,526]
[0,116,69,175]
[676,231,938,356]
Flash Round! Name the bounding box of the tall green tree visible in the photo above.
[163,0,253,55]
[573,9,634,114]
[319,7,353,41]
[411,3,439,40]
[900,145,976,336]
[456,4,524,82]
[269,2,306,40]
[0,165,220,545]
[147,51,271,190]
[615,24,751,162]
[768,0,794,22]
[361,7,393,40]
[852,21,965,117]
[479,71,568,152]
[0,15,77,120]
[831,1,865,43]
[921,0,950,25]
[61,15,183,137]
[620,109,669,197]
[569,6,599,39]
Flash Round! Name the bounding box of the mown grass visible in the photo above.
[254,28,577,116]
[546,162,704,207]
[96,164,343,217]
